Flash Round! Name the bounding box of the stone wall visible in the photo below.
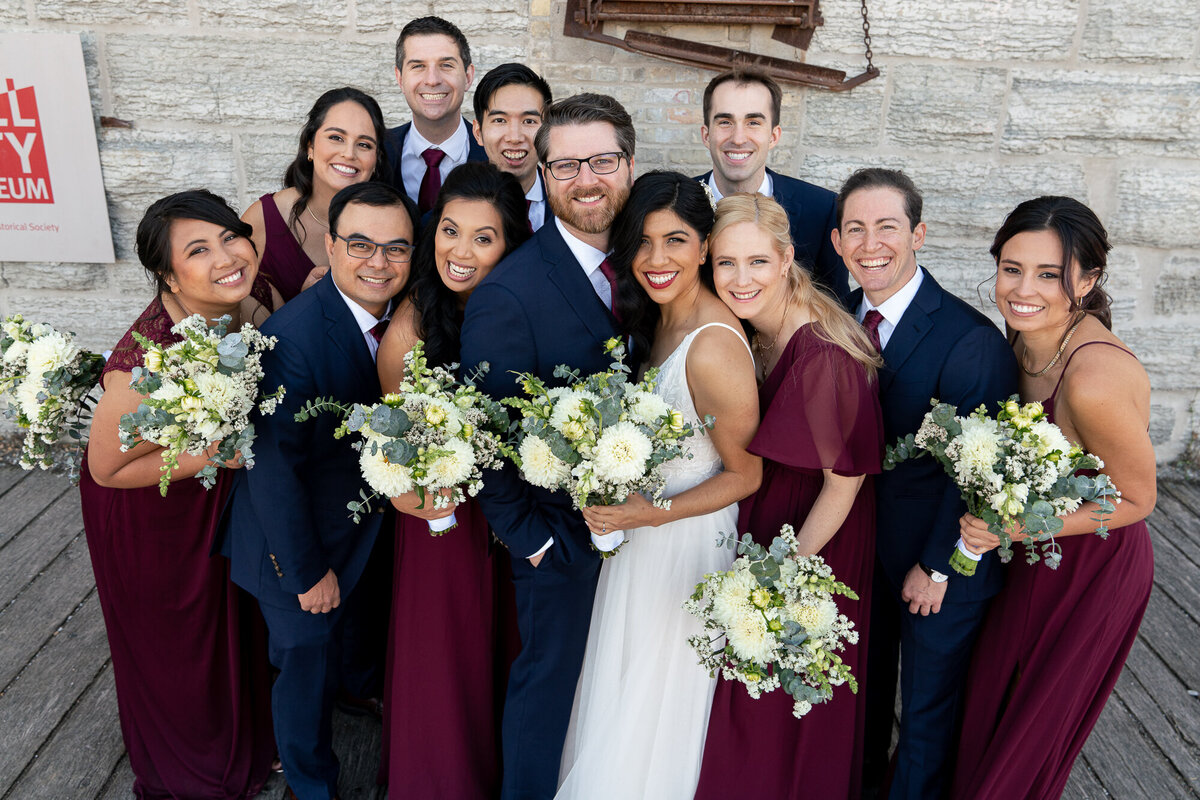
[2,0,1198,460]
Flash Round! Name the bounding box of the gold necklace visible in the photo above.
[752,311,788,380]
[1022,316,1084,377]
[306,205,328,229]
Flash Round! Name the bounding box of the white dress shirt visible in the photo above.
[707,171,773,202]
[400,118,470,206]
[333,280,391,362]
[855,266,924,351]
[526,177,546,232]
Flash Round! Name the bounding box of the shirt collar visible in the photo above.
[554,217,607,275]
[403,117,469,163]
[526,175,545,203]
[858,265,924,326]
[332,279,391,334]
[707,171,772,202]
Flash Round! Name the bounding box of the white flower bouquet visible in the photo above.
[501,338,706,556]
[884,397,1119,575]
[118,314,285,496]
[0,314,104,476]
[683,524,860,719]
[295,340,511,531]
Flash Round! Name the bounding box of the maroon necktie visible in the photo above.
[862,309,884,353]
[418,148,446,215]
[525,198,534,233]
[370,317,390,342]
[598,258,621,322]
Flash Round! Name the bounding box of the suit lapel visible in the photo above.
[541,223,617,344]
[878,268,942,392]
[316,275,377,392]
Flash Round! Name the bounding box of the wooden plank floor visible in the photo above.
[0,463,1196,799]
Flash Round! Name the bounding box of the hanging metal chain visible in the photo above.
[860,0,876,74]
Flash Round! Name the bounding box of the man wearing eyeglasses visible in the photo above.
[222,183,417,800]
[460,93,633,800]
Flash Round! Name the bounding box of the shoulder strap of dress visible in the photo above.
[689,321,754,362]
[1049,340,1138,396]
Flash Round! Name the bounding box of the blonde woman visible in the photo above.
[694,193,883,800]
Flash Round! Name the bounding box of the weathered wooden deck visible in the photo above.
[0,463,1196,799]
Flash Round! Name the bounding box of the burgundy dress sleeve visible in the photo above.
[258,192,316,302]
[751,325,883,477]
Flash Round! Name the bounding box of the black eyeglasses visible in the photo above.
[543,152,625,181]
[332,233,413,263]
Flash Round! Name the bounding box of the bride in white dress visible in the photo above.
[556,172,761,800]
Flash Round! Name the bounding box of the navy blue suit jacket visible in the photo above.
[854,269,1018,602]
[460,221,618,568]
[222,274,386,609]
[383,118,488,199]
[696,168,850,304]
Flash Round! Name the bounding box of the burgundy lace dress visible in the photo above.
[694,324,883,800]
[79,286,276,799]
[951,341,1154,800]
[257,193,316,302]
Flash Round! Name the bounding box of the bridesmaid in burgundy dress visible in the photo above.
[375,163,528,799]
[242,87,390,301]
[694,194,884,800]
[953,197,1155,800]
[82,190,281,798]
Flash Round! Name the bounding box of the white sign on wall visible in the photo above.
[0,32,114,263]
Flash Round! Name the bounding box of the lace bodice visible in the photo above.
[652,322,752,497]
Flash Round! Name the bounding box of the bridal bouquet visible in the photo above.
[684,524,860,719]
[118,314,285,496]
[1,314,104,474]
[884,397,1118,575]
[295,340,510,530]
[501,339,706,554]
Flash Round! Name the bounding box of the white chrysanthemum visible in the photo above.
[548,390,600,434]
[24,331,77,379]
[2,339,27,364]
[518,435,571,488]
[150,381,186,403]
[193,417,224,443]
[592,420,652,483]
[427,437,475,487]
[421,395,464,435]
[16,377,44,420]
[1028,419,1072,460]
[712,568,758,627]
[192,371,240,418]
[1053,496,1083,515]
[785,597,839,639]
[627,390,670,427]
[725,609,776,666]
[952,416,1003,486]
[360,444,415,497]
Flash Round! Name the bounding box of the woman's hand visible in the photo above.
[959,512,1028,554]
[205,440,246,470]
[390,487,457,521]
[301,265,330,292]
[581,493,660,535]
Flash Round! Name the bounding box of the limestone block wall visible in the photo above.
[1,0,1198,460]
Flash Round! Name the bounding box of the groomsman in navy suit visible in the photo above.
[222,183,416,800]
[694,68,850,303]
[835,169,1018,799]
[460,93,634,800]
[472,62,555,232]
[386,16,487,215]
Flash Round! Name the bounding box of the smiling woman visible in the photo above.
[241,87,390,301]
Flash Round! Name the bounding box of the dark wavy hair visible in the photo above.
[282,87,389,243]
[409,162,530,367]
[136,189,254,294]
[991,196,1113,330]
[609,171,716,361]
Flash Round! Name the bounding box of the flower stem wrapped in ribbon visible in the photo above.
[501,338,709,558]
[683,524,860,719]
[884,396,1119,576]
[0,314,104,480]
[295,340,511,531]
[118,314,285,496]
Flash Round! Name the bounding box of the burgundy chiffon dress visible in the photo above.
[79,289,276,799]
[256,193,315,302]
[951,341,1154,800]
[694,324,883,800]
[378,476,520,798]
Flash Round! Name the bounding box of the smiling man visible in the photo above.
[696,68,849,303]
[472,62,553,230]
[460,93,634,800]
[385,16,486,215]
[833,169,1018,800]
[222,183,417,800]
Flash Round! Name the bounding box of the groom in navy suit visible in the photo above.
[835,169,1018,799]
[460,93,634,800]
[222,183,415,800]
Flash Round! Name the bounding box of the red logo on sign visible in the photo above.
[0,79,54,204]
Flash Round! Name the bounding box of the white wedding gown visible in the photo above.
[556,322,749,800]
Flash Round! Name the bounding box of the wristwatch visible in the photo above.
[919,562,949,583]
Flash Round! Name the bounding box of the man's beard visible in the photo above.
[547,182,631,235]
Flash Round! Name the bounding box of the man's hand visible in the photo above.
[528,552,545,568]
[901,563,947,616]
[298,568,340,614]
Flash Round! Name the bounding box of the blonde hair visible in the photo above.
[712,193,883,379]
